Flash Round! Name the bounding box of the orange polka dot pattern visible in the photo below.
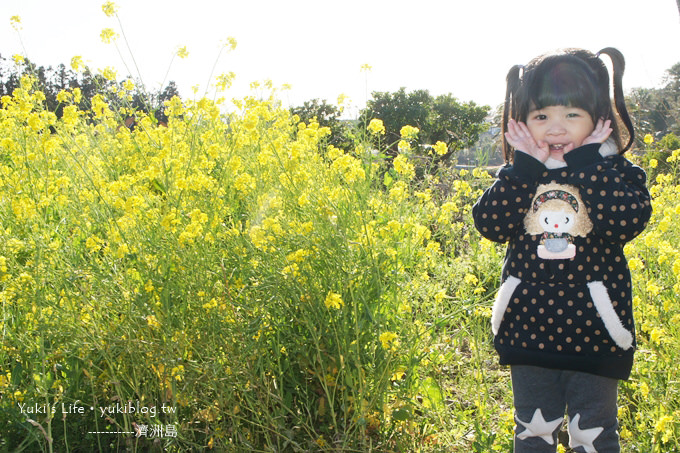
[472,144,652,380]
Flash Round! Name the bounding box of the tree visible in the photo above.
[290,98,353,150]
[359,87,490,158]
[0,53,178,124]
[360,88,432,150]
[429,93,489,153]
[627,61,680,147]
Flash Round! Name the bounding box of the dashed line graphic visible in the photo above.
[87,431,135,435]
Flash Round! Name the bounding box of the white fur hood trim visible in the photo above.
[543,138,618,170]
[544,157,568,169]
[598,138,618,158]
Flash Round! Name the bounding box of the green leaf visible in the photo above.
[392,407,412,421]
[383,172,393,188]
[420,376,443,408]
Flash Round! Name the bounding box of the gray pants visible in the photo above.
[511,366,620,453]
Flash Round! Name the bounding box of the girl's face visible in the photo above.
[525,105,595,162]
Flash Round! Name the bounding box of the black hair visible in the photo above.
[502,47,634,163]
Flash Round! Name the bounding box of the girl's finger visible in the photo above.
[597,119,611,135]
[516,121,530,135]
[504,132,517,146]
[593,119,602,133]
[509,121,526,140]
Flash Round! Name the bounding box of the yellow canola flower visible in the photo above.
[326,145,343,161]
[144,280,155,293]
[62,105,80,126]
[223,36,238,51]
[102,2,118,17]
[72,87,82,103]
[629,257,644,272]
[639,381,650,398]
[100,66,117,81]
[171,365,184,381]
[176,46,189,59]
[646,281,661,297]
[393,154,415,180]
[433,141,448,156]
[215,72,236,91]
[464,273,479,286]
[400,125,419,139]
[324,292,344,310]
[667,148,680,163]
[10,16,21,30]
[146,315,161,328]
[389,181,409,202]
[649,327,664,345]
[367,118,385,135]
[655,414,673,441]
[85,235,104,253]
[379,331,399,350]
[331,154,365,183]
[644,134,654,145]
[397,140,411,153]
[100,28,119,44]
[56,90,71,103]
[234,173,256,194]
[71,56,85,71]
[391,365,407,381]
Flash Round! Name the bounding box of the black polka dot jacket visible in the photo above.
[472,143,652,380]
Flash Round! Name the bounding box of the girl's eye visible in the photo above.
[534,114,547,121]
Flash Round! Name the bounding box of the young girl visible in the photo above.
[472,48,652,453]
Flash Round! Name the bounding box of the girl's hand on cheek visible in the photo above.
[505,119,549,163]
[582,118,613,146]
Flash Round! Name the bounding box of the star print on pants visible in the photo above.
[568,413,603,453]
[516,408,563,445]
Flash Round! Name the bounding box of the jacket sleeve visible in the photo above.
[472,151,544,243]
[564,143,652,243]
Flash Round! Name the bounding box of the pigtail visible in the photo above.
[502,65,523,163]
[597,47,635,152]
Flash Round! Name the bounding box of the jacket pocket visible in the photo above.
[587,281,633,350]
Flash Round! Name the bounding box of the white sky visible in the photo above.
[1,0,679,116]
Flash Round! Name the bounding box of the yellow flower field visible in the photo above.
[0,69,488,451]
